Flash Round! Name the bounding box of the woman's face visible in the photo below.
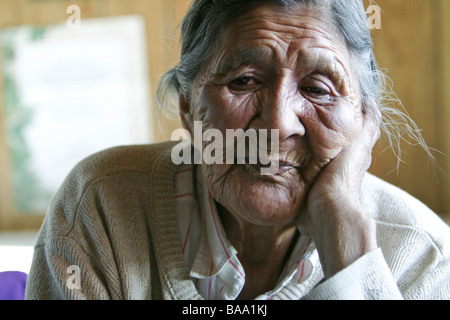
[183,4,363,227]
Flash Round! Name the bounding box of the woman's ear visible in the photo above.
[179,93,193,136]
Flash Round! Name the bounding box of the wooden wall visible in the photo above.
[366,0,450,221]
[0,0,448,230]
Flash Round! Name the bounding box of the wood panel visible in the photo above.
[366,0,449,219]
[439,0,450,221]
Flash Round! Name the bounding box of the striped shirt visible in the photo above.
[174,164,319,300]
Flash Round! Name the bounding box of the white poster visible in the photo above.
[1,15,152,214]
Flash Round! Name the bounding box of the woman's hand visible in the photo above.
[297,110,381,278]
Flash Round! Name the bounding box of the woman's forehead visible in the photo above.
[208,4,350,78]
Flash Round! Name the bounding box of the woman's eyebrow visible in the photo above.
[304,53,348,82]
[213,45,349,84]
[214,47,270,74]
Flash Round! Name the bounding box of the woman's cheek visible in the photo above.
[195,87,250,130]
[336,102,364,142]
[308,101,363,156]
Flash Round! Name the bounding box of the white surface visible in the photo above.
[2,15,152,213]
[0,231,37,273]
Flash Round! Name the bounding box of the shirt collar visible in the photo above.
[189,168,242,279]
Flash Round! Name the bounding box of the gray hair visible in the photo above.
[156,0,435,168]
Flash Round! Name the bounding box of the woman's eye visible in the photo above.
[229,76,256,89]
[232,76,252,85]
[302,87,330,95]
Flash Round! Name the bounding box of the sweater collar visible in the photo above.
[148,142,204,300]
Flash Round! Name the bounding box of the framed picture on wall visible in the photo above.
[0,15,153,227]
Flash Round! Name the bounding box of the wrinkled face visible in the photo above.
[182,4,363,227]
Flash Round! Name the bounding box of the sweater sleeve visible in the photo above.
[25,145,161,300]
[25,171,125,300]
[303,221,450,300]
[303,249,404,300]
[304,245,450,300]
[303,174,449,300]
[25,235,122,300]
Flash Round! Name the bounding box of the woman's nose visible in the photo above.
[258,84,307,141]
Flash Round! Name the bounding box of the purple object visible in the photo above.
[0,271,27,300]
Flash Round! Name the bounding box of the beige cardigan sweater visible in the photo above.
[25,141,450,300]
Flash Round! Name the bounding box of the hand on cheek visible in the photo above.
[297,109,381,278]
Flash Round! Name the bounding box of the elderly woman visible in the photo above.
[26,0,450,300]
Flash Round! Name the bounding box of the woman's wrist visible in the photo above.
[305,196,378,278]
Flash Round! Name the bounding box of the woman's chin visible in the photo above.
[210,164,308,227]
[240,190,305,226]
